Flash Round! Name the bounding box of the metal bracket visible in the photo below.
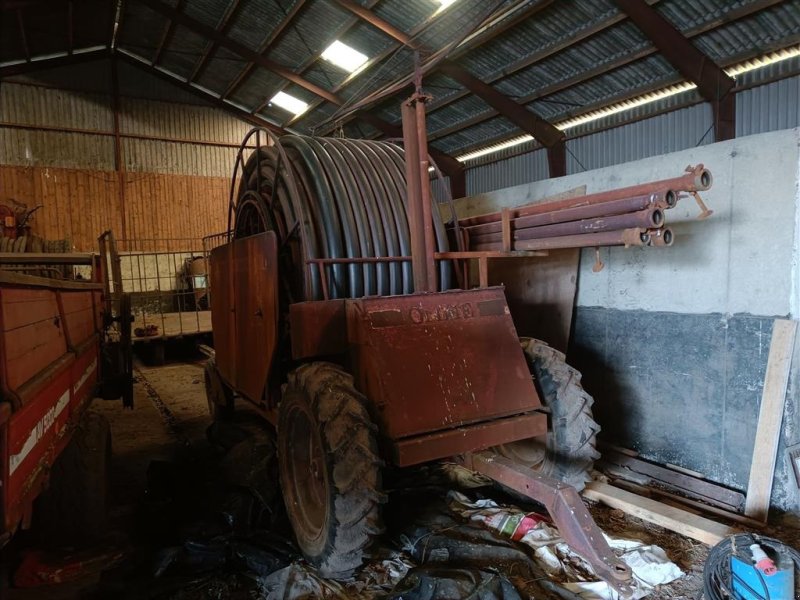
[457,451,636,599]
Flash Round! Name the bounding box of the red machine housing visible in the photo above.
[209,231,547,467]
[0,271,104,542]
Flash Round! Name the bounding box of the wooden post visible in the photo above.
[744,318,798,521]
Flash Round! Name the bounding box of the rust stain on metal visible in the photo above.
[346,287,542,449]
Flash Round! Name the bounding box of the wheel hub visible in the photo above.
[283,399,329,548]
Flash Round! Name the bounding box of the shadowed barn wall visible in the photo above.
[0,61,252,250]
[455,128,800,519]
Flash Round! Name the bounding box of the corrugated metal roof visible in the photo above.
[227,0,303,52]
[3,0,800,159]
[266,2,352,69]
[1,0,112,61]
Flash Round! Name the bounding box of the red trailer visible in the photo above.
[0,232,131,546]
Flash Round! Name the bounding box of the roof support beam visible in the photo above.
[333,0,566,177]
[314,0,554,126]
[134,0,341,105]
[612,0,736,140]
[116,50,287,136]
[427,0,782,143]
[438,61,564,148]
[189,0,245,83]
[267,0,382,126]
[152,0,185,66]
[221,0,308,100]
[67,1,73,54]
[0,48,109,77]
[16,9,30,61]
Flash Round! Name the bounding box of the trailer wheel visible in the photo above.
[33,410,111,546]
[496,338,600,492]
[278,362,384,579]
[204,359,234,421]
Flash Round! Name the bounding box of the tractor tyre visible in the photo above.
[496,338,600,492]
[33,410,112,546]
[277,362,384,579]
[204,358,234,421]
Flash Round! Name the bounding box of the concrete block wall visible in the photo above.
[457,128,800,519]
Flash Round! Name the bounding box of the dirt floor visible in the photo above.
[3,349,798,599]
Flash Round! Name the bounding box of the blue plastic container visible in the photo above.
[730,555,795,600]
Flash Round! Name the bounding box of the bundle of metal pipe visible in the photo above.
[231,131,452,301]
[461,164,711,253]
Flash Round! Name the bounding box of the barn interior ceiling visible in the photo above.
[1,0,799,182]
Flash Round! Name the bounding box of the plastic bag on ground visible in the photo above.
[447,491,683,599]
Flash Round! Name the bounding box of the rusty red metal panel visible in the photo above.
[232,232,279,404]
[347,287,541,442]
[289,300,347,360]
[458,452,635,598]
[392,412,546,467]
[209,242,236,389]
[5,346,95,537]
[0,288,68,395]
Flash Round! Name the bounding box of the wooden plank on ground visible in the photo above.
[583,481,739,545]
[744,318,798,521]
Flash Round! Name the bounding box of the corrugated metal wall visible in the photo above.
[0,78,245,246]
[0,81,250,176]
[565,103,714,174]
[466,74,800,195]
[465,147,549,195]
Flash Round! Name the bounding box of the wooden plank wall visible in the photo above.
[0,165,229,251]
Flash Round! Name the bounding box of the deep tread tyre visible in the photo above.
[497,338,600,492]
[204,358,234,421]
[33,410,111,545]
[278,362,384,579]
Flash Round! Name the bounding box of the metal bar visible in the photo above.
[457,452,635,598]
[222,0,309,101]
[307,256,412,265]
[0,252,93,265]
[435,250,546,259]
[459,166,711,228]
[0,120,257,148]
[393,413,547,467]
[438,60,564,149]
[333,0,413,46]
[401,99,430,292]
[66,1,73,54]
[415,97,437,291]
[152,0,185,66]
[16,9,30,61]
[612,0,736,140]
[474,228,649,252]
[313,0,553,135]
[472,208,664,244]
[427,0,781,144]
[135,0,340,105]
[189,0,244,83]
[139,0,342,106]
[465,192,674,236]
[0,48,109,77]
[269,0,382,124]
[111,57,127,241]
[107,0,122,48]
